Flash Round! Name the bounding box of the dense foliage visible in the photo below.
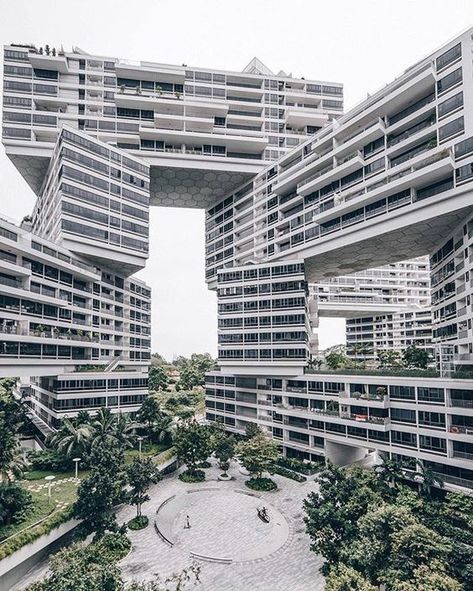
[236,432,279,482]
[174,420,212,478]
[73,441,127,540]
[126,457,161,518]
[25,535,201,591]
[304,462,472,590]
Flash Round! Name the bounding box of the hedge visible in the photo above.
[272,465,307,482]
[0,506,74,561]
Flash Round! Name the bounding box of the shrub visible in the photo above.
[0,506,73,560]
[198,461,211,469]
[98,531,131,560]
[28,449,73,473]
[178,469,205,483]
[277,457,321,475]
[128,515,149,530]
[245,477,277,491]
[0,482,33,527]
[272,465,307,482]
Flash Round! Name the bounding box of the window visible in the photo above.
[391,431,417,448]
[439,117,464,142]
[389,385,415,401]
[437,68,462,94]
[436,43,461,71]
[438,92,463,118]
[391,408,416,424]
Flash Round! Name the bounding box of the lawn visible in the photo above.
[125,442,171,462]
[0,470,84,544]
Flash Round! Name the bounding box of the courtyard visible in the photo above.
[12,460,325,591]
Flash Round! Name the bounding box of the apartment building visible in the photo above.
[205,371,473,490]
[2,45,342,209]
[1,44,342,429]
[2,31,473,490]
[205,29,473,491]
[310,257,433,360]
[0,215,150,428]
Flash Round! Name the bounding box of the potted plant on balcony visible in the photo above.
[175,91,181,100]
[135,86,141,95]
[35,324,46,337]
[119,84,126,94]
[376,386,387,399]
[156,85,163,96]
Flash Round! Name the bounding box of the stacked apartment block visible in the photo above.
[2,33,473,490]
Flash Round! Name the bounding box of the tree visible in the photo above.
[390,566,462,591]
[415,460,444,498]
[377,349,403,369]
[0,482,32,526]
[150,412,174,444]
[326,565,377,591]
[137,396,163,431]
[325,350,349,370]
[73,441,126,539]
[0,421,26,482]
[173,353,217,389]
[236,432,279,480]
[173,420,212,476]
[387,523,453,584]
[90,408,120,449]
[214,433,235,475]
[0,383,28,482]
[24,541,123,591]
[346,504,418,584]
[245,422,263,439]
[48,417,92,458]
[303,463,385,571]
[306,356,323,371]
[126,457,161,518]
[375,457,406,489]
[137,397,173,443]
[148,365,169,392]
[403,345,429,369]
[178,365,203,390]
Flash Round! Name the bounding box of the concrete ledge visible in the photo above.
[0,518,80,591]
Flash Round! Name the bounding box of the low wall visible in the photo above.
[0,518,80,591]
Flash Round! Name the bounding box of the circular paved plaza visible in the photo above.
[12,459,325,591]
[119,460,325,591]
[156,488,289,562]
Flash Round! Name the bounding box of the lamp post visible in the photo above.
[45,475,55,504]
[137,436,144,458]
[72,457,81,480]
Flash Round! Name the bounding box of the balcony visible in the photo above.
[298,152,364,196]
[388,92,435,126]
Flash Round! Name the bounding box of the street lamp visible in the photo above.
[137,436,144,458]
[72,457,81,480]
[45,475,55,503]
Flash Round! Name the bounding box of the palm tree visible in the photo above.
[114,413,135,449]
[415,460,444,497]
[0,445,27,482]
[48,418,92,457]
[375,457,405,489]
[90,407,118,448]
[151,412,174,444]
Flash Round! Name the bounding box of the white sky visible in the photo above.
[0,0,472,360]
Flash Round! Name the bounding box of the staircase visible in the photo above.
[104,355,123,372]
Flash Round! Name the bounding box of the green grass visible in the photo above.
[125,442,171,463]
[0,470,84,544]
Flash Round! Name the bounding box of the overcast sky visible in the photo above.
[0,0,472,360]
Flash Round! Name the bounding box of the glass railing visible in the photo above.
[389,93,435,126]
